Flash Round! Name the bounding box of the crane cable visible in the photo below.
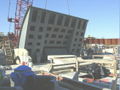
[44,0,71,15]
[67,0,70,15]
[45,0,48,10]
[8,0,12,32]
[31,0,34,6]
[8,22,11,32]
[8,0,11,18]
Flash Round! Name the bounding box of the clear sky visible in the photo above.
[0,0,119,38]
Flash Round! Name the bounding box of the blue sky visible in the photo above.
[0,0,119,38]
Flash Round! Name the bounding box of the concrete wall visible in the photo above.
[19,6,88,63]
[19,10,31,48]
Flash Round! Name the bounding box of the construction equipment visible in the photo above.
[1,36,32,65]
[8,0,33,47]
[14,48,32,66]
[79,63,111,79]
[2,36,13,65]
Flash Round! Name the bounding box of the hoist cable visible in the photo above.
[8,0,11,18]
[9,22,12,32]
[45,0,48,10]
[67,0,70,15]
[31,0,33,6]
[8,0,12,32]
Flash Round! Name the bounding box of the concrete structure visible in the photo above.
[19,6,88,63]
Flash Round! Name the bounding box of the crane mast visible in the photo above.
[8,0,33,47]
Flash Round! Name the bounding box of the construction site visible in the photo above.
[0,0,120,90]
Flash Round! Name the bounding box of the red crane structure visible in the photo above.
[8,0,33,47]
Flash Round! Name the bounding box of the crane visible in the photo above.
[8,0,33,47]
